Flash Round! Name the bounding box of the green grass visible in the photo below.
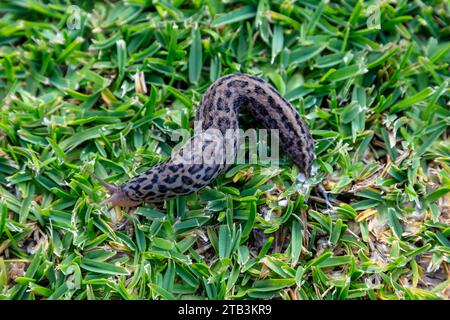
[0,0,449,300]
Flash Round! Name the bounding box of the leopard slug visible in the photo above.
[89,74,315,207]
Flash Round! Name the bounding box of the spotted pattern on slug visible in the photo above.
[107,74,315,206]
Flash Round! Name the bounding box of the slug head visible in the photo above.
[85,169,142,208]
[101,188,142,208]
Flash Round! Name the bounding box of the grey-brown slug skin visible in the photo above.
[98,74,315,207]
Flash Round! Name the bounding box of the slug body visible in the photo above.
[97,74,314,207]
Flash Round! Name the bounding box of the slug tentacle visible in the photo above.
[85,169,119,193]
[95,74,315,207]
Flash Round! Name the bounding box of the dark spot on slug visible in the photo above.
[182,176,194,185]
[145,191,155,197]
[204,118,213,130]
[125,189,140,201]
[218,117,231,132]
[133,176,147,184]
[233,96,249,113]
[173,186,187,193]
[267,118,278,129]
[203,165,220,180]
[128,183,140,192]
[158,185,167,193]
[163,175,178,184]
[227,80,248,88]
[216,74,237,87]
[298,122,306,134]
[254,85,266,95]
[216,97,224,110]
[188,164,204,175]
[143,184,154,190]
[168,164,182,172]
[258,103,269,117]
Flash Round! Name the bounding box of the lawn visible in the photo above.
[0,0,449,300]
